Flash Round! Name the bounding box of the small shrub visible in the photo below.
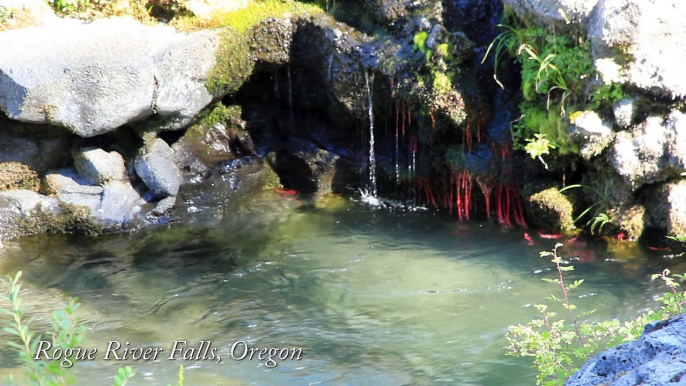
[0,272,189,385]
[506,245,686,385]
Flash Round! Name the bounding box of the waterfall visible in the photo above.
[287,65,294,133]
[364,69,377,197]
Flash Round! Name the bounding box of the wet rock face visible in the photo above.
[589,0,686,98]
[0,17,218,137]
[272,138,340,198]
[251,18,294,69]
[290,14,371,121]
[566,314,686,386]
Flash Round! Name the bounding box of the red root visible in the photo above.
[476,178,492,220]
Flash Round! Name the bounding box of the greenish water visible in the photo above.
[0,194,680,385]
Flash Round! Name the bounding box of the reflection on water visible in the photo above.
[0,193,680,385]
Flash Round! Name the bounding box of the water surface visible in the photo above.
[0,194,679,385]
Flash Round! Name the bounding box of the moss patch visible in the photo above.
[19,203,103,236]
[206,28,255,95]
[526,187,575,232]
[0,162,40,191]
[187,102,243,140]
[171,0,322,32]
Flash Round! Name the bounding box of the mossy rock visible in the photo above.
[206,27,255,96]
[608,204,645,240]
[0,162,40,191]
[19,203,103,236]
[525,187,575,232]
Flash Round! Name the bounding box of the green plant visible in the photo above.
[524,133,556,169]
[49,0,91,12]
[506,245,686,386]
[559,183,612,235]
[0,271,189,385]
[0,271,140,386]
[667,235,686,243]
[0,5,11,23]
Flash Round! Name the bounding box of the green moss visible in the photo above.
[172,0,322,31]
[436,43,450,58]
[0,162,40,191]
[328,0,381,37]
[20,203,103,236]
[413,31,429,54]
[188,102,242,140]
[432,70,452,95]
[206,28,255,96]
[519,102,578,155]
[527,187,575,232]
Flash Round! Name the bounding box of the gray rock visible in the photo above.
[150,195,176,216]
[612,97,636,129]
[95,180,145,227]
[273,139,339,199]
[0,17,218,137]
[0,189,59,240]
[44,168,103,213]
[569,110,614,160]
[425,24,444,50]
[502,0,598,27]
[609,111,686,188]
[644,180,686,236]
[134,138,181,198]
[566,314,686,386]
[589,0,686,98]
[73,147,126,185]
[0,189,59,215]
[251,17,294,68]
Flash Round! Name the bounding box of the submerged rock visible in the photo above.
[566,314,686,386]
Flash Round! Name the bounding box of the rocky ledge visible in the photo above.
[566,314,686,386]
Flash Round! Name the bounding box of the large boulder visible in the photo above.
[589,0,686,98]
[134,138,181,198]
[609,111,686,189]
[0,17,218,137]
[502,0,598,27]
[566,314,686,386]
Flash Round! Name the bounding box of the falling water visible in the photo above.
[395,116,400,185]
[365,69,377,197]
[287,65,294,133]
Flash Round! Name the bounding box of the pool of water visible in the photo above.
[0,193,681,385]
